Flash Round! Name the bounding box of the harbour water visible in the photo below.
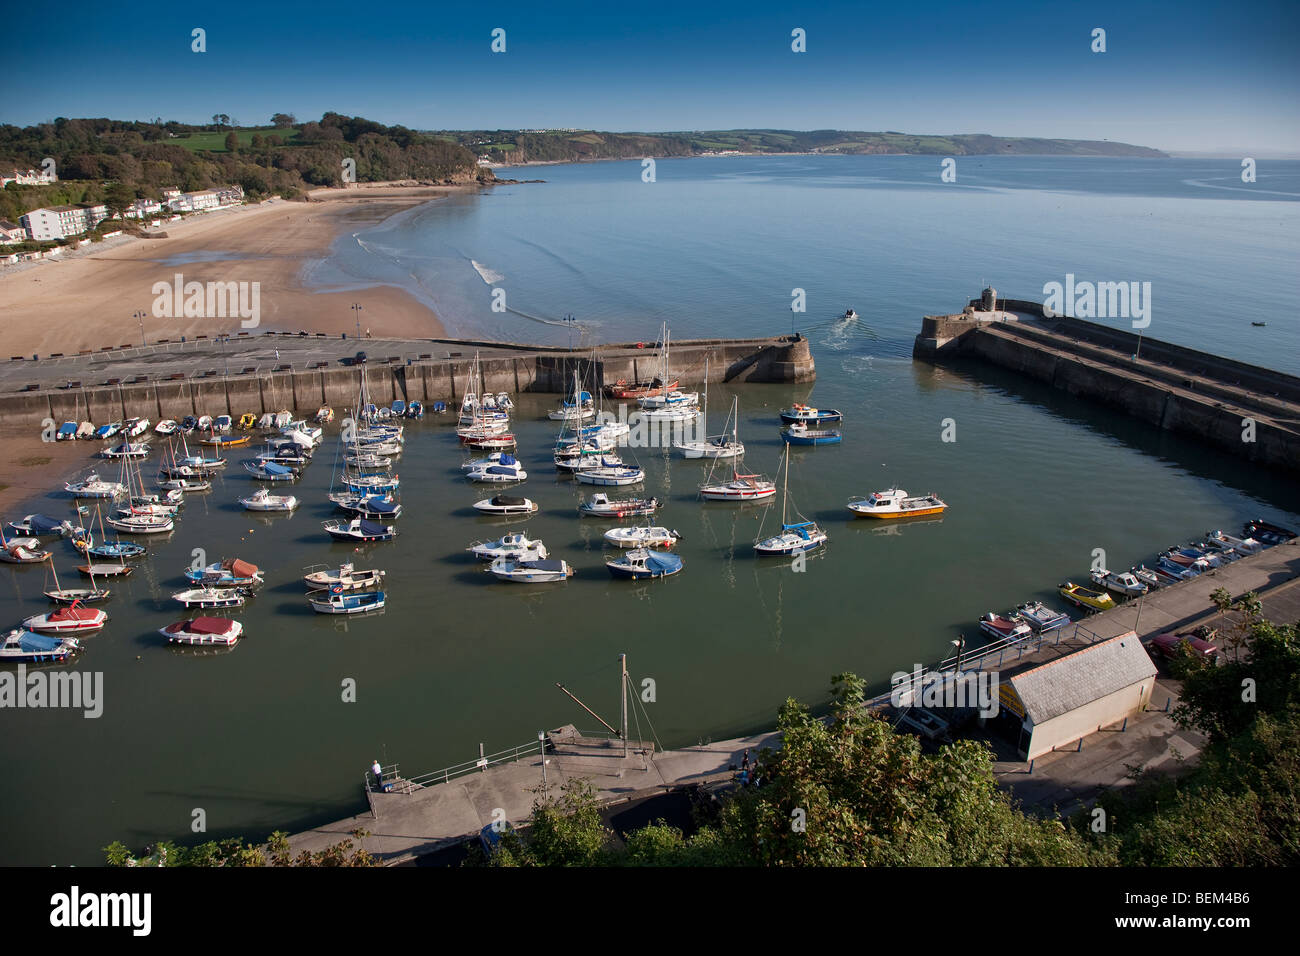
[2,155,1298,865]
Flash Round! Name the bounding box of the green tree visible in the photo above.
[271,113,296,128]
[104,182,134,220]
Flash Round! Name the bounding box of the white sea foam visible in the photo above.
[471,259,505,284]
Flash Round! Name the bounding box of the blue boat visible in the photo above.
[309,586,387,614]
[607,548,683,580]
[244,460,298,481]
[391,400,407,417]
[88,541,146,560]
[406,401,424,419]
[57,421,77,441]
[10,514,70,536]
[431,401,447,415]
[781,423,842,446]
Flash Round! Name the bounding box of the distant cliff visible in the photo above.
[449,128,1167,164]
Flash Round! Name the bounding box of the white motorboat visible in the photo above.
[1203,529,1263,555]
[172,587,246,609]
[488,557,573,583]
[65,475,127,498]
[1090,568,1148,597]
[466,456,527,483]
[637,390,699,410]
[473,495,538,515]
[161,617,243,646]
[578,494,660,518]
[604,526,680,549]
[240,489,300,512]
[303,563,386,591]
[469,532,548,562]
[574,459,644,486]
[154,420,178,435]
[846,488,947,519]
[308,588,386,614]
[105,512,174,534]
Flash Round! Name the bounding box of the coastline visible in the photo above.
[0,184,475,357]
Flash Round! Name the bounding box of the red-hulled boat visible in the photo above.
[161,617,244,646]
[604,377,678,401]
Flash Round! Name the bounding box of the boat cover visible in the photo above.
[492,495,527,506]
[16,631,66,651]
[262,461,293,475]
[23,515,65,533]
[173,617,231,635]
[484,465,517,476]
[363,499,399,515]
[223,558,259,577]
[49,605,101,622]
[359,520,389,536]
[644,552,681,573]
[498,454,517,466]
[522,560,565,572]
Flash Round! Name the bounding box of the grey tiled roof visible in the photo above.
[1009,632,1156,723]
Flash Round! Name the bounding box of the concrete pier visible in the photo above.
[913,296,1300,474]
[0,332,815,431]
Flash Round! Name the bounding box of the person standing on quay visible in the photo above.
[371,759,382,791]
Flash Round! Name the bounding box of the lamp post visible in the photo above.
[351,302,362,340]
[539,731,547,788]
[133,309,147,347]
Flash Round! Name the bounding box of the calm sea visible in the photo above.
[2,155,1297,865]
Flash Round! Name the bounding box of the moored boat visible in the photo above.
[469,532,548,562]
[0,543,52,564]
[1015,601,1071,632]
[172,587,246,609]
[302,563,386,591]
[308,586,386,614]
[488,557,574,583]
[466,456,528,483]
[0,629,81,662]
[1058,581,1116,612]
[847,488,947,519]
[65,475,126,499]
[161,617,243,646]
[780,422,842,446]
[1243,518,1296,545]
[185,558,263,587]
[979,611,1032,641]
[607,548,683,580]
[473,495,539,515]
[1090,568,1149,597]
[574,460,645,486]
[23,600,107,634]
[604,526,680,549]
[578,493,660,518]
[240,489,300,512]
[779,403,843,426]
[323,518,397,542]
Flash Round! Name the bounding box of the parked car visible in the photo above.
[1150,625,1220,663]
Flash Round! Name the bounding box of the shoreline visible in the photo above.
[0,185,479,358]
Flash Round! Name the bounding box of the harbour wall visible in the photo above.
[3,334,814,430]
[913,298,1300,474]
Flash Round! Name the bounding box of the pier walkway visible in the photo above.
[289,539,1298,863]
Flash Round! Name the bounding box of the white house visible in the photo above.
[0,219,26,244]
[1,167,58,187]
[19,203,110,240]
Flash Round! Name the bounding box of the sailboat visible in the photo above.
[754,443,828,555]
[603,325,678,399]
[698,407,775,502]
[44,562,111,604]
[548,369,595,422]
[636,328,700,425]
[675,367,743,458]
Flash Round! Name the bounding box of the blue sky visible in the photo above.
[6,0,1298,154]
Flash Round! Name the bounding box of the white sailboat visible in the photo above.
[754,443,828,555]
[674,362,743,459]
[698,406,775,502]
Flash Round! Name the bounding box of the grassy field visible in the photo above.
[171,127,301,152]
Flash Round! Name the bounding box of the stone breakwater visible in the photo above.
[913,297,1300,474]
[0,334,814,431]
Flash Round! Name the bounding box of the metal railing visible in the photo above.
[397,739,548,793]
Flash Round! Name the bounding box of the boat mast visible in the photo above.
[781,442,789,528]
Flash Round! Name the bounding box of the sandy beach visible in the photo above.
[0,185,471,357]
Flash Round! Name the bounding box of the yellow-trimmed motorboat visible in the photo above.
[1058,581,1116,612]
[846,488,947,519]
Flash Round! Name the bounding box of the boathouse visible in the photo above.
[997,631,1156,760]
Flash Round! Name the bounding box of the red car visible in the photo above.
[1150,626,1219,663]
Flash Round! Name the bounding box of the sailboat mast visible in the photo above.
[781,443,789,527]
